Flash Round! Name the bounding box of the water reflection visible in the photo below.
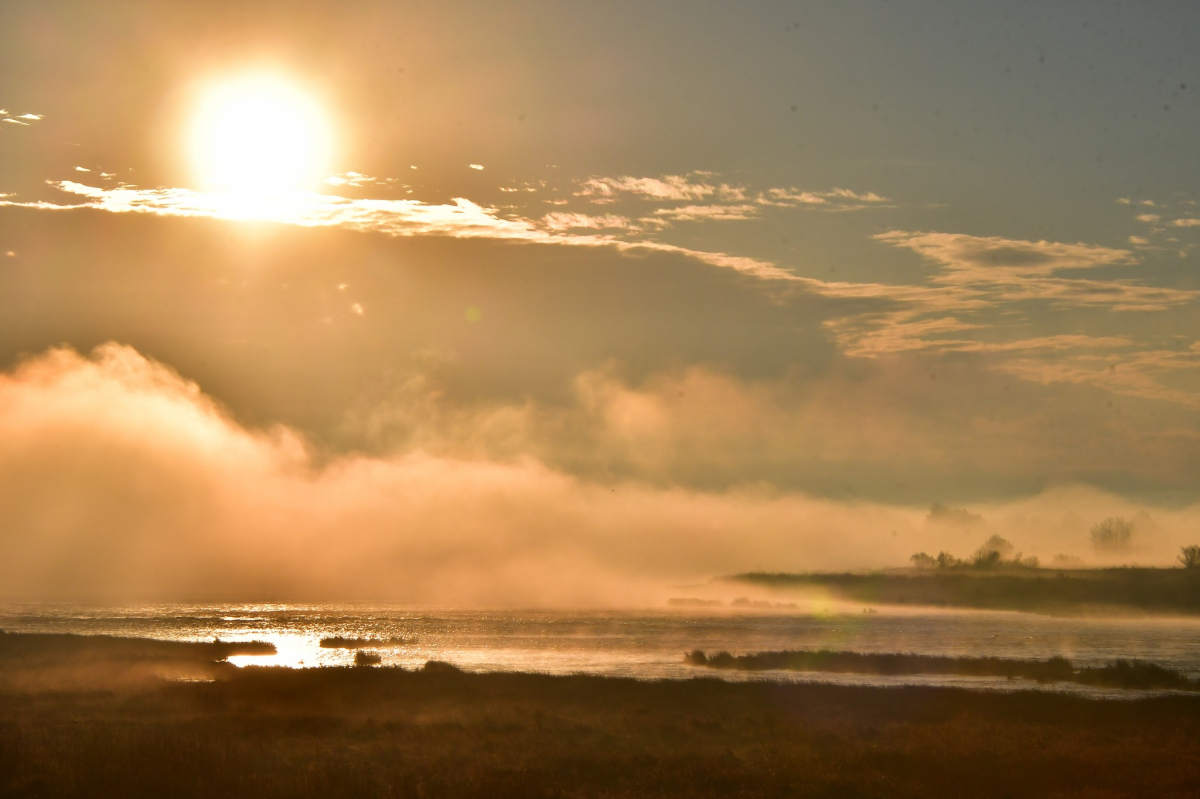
[4,603,1199,694]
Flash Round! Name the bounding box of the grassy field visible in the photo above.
[3,633,1200,797]
[729,567,1200,615]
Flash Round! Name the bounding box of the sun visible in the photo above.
[189,75,332,194]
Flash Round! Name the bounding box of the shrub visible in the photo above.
[421,660,464,675]
[1090,517,1134,552]
[354,650,382,666]
[970,549,1002,569]
[1179,545,1200,569]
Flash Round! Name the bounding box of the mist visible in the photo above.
[0,343,1195,606]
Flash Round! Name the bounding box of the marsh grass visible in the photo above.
[353,650,383,666]
[321,636,413,648]
[685,649,1199,690]
[3,633,1200,797]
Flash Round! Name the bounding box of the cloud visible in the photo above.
[791,231,1200,402]
[762,188,828,205]
[2,344,1196,603]
[874,231,1134,280]
[541,212,633,231]
[578,174,745,201]
[759,187,889,209]
[578,175,888,211]
[650,204,759,222]
[1173,218,1200,227]
[873,230,1193,310]
[324,171,397,188]
[826,188,887,202]
[6,181,1194,407]
[0,110,42,126]
[0,180,789,280]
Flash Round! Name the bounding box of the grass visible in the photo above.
[3,633,1200,797]
[353,650,383,666]
[685,649,1200,690]
[320,636,413,648]
[730,566,1200,615]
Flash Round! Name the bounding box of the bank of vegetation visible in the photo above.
[320,636,412,648]
[731,542,1200,615]
[685,649,1198,691]
[731,566,1200,615]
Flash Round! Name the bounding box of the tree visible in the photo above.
[936,551,963,568]
[980,535,1014,559]
[1179,545,1200,569]
[1090,517,1134,552]
[910,552,936,569]
[969,548,1002,569]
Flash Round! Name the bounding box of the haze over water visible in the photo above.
[5,603,1199,696]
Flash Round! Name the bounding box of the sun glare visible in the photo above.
[190,75,332,195]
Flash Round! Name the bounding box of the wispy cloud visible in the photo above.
[870,230,1191,311]
[790,231,1200,402]
[761,187,888,208]
[578,174,745,202]
[0,110,42,127]
[649,204,760,222]
[578,174,888,213]
[324,171,399,188]
[541,212,633,231]
[7,179,1197,406]
[1,181,789,281]
[875,231,1134,280]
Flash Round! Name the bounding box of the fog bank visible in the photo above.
[1,345,1196,605]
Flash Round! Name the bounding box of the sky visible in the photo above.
[1,0,1199,602]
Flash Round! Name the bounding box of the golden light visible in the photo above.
[189,75,332,194]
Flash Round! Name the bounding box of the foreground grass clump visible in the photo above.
[685,649,1199,690]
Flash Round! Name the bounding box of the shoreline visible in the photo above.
[3,630,1197,699]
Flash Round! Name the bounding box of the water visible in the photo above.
[4,603,1199,696]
